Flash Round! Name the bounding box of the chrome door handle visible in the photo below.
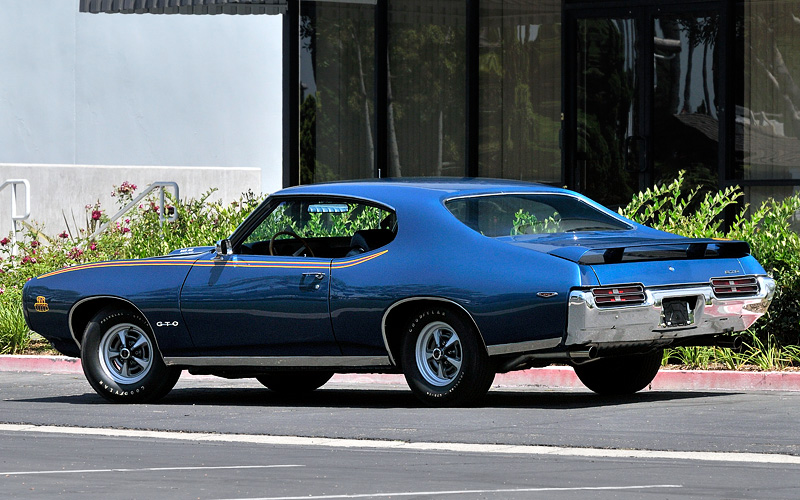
[302,272,326,280]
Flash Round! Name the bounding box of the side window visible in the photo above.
[241,199,396,257]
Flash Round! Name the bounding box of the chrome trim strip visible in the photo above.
[163,356,391,368]
[380,296,487,366]
[487,337,562,356]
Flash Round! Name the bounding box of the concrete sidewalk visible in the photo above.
[2,355,799,392]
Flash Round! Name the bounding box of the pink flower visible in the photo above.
[91,210,102,221]
[89,242,97,251]
[0,237,8,246]
[69,247,84,261]
[0,287,4,295]
[31,241,40,248]
[121,227,131,234]
[59,231,69,239]
[21,255,36,264]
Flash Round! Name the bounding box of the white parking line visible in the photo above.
[1,423,799,465]
[218,484,684,500]
[0,464,303,476]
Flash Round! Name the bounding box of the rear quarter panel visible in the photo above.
[329,196,582,355]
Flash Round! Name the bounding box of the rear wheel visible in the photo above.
[401,308,495,406]
[81,308,180,403]
[573,349,663,395]
[256,371,333,394]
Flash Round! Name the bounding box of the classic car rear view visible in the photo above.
[22,180,775,406]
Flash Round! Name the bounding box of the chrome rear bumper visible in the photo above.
[566,276,776,346]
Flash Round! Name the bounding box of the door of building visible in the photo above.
[564,2,723,208]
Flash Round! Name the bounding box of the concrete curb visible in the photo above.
[2,355,799,392]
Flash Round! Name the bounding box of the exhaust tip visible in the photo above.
[568,344,598,360]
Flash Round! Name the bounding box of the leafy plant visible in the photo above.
[0,287,32,354]
[621,170,800,351]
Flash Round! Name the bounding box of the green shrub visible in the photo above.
[0,287,31,354]
[621,170,800,350]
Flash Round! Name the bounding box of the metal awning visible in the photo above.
[79,0,287,15]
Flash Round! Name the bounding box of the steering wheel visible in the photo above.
[269,230,315,257]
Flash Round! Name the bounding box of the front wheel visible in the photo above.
[81,308,181,403]
[401,308,495,406]
[573,349,663,395]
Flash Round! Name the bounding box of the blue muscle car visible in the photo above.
[22,179,775,406]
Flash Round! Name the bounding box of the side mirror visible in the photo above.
[215,239,233,259]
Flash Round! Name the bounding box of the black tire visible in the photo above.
[401,307,495,407]
[256,371,334,394]
[573,349,663,395]
[80,308,181,403]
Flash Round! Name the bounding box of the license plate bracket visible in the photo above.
[661,298,694,327]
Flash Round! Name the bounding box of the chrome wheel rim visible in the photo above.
[98,323,153,384]
[415,321,463,387]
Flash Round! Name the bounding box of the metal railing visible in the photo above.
[0,179,31,254]
[87,181,179,241]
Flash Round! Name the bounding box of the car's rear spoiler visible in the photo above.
[548,239,751,265]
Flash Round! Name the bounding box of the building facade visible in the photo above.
[84,0,800,213]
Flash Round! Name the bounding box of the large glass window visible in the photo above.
[736,0,800,222]
[573,16,638,207]
[652,14,720,192]
[737,0,800,181]
[479,0,562,184]
[388,0,466,177]
[300,2,375,184]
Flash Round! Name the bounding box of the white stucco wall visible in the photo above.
[0,164,262,238]
[0,1,283,238]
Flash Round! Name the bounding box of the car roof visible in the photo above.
[273,178,569,209]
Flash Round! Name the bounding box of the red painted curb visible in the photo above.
[2,356,799,392]
[0,355,83,374]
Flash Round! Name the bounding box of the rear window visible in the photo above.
[445,194,630,237]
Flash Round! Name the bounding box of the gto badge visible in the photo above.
[34,296,49,313]
[156,321,179,327]
[537,292,559,298]
[724,270,740,275]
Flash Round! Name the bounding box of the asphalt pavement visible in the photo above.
[1,370,799,499]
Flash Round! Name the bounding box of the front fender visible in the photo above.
[23,255,203,357]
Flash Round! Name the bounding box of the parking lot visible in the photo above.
[1,371,799,499]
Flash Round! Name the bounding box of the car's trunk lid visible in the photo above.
[507,233,751,287]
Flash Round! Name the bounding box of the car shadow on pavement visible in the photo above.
[16,386,737,409]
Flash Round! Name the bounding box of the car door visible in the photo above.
[179,252,337,357]
[178,198,343,357]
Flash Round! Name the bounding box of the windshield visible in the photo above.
[445,193,630,237]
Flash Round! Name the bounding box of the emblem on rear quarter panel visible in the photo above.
[537,292,559,298]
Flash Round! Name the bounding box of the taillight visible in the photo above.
[591,285,646,306]
[711,277,759,297]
